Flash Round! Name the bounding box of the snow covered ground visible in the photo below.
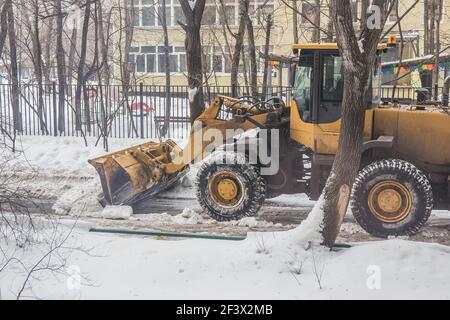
[1,135,450,300]
[1,218,450,300]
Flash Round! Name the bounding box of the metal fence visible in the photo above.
[0,83,291,140]
[0,84,437,141]
[380,86,444,103]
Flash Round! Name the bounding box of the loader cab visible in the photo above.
[291,45,380,124]
[289,43,383,154]
[292,48,345,124]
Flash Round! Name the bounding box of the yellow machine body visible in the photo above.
[289,101,450,168]
[90,43,450,208]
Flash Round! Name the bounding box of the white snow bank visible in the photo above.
[1,220,449,299]
[270,196,325,251]
[101,206,133,220]
[52,178,103,217]
[11,136,187,177]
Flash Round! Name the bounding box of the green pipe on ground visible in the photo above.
[89,227,247,241]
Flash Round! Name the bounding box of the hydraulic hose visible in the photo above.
[89,227,246,241]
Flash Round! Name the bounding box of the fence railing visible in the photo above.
[0,84,291,140]
[380,86,444,103]
[0,84,436,141]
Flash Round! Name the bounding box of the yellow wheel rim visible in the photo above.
[368,180,413,223]
[209,171,244,208]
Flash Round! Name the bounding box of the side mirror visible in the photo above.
[289,63,297,87]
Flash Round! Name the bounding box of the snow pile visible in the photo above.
[172,208,208,225]
[52,178,103,217]
[11,136,186,177]
[340,222,366,235]
[275,196,325,250]
[101,206,133,220]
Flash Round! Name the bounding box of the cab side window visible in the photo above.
[317,53,344,124]
[292,54,314,123]
[322,55,344,102]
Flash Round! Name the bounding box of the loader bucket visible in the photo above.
[89,140,189,206]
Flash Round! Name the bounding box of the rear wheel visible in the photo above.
[196,153,266,221]
[351,159,433,238]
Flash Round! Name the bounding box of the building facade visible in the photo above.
[115,0,450,88]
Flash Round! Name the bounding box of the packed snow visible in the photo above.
[101,206,134,220]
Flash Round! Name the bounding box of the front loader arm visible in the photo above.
[166,96,271,174]
[89,96,275,206]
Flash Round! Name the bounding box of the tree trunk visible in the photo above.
[420,0,432,89]
[42,17,54,84]
[119,0,139,137]
[230,0,250,97]
[312,0,321,42]
[67,23,77,95]
[322,0,391,248]
[433,0,442,100]
[326,5,334,42]
[179,0,206,124]
[31,1,48,134]
[360,0,369,31]
[0,1,9,58]
[160,0,171,137]
[6,1,21,132]
[262,14,273,101]
[292,0,299,44]
[97,0,111,85]
[75,2,91,131]
[246,16,257,97]
[55,0,66,133]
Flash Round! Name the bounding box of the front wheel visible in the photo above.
[196,153,266,221]
[351,159,433,238]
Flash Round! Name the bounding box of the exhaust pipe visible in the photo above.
[443,76,450,107]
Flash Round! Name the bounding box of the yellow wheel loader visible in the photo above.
[89,44,450,238]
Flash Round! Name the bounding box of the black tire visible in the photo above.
[196,152,266,221]
[351,159,433,238]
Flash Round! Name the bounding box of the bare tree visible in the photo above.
[75,0,92,131]
[291,0,299,43]
[158,0,171,137]
[54,0,66,133]
[67,19,78,92]
[230,0,250,97]
[0,0,9,57]
[29,0,48,134]
[178,0,206,124]
[321,0,394,247]
[433,0,443,100]
[246,15,257,97]
[261,14,273,101]
[312,0,320,42]
[118,0,139,137]
[6,0,21,134]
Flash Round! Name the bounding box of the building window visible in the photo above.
[251,0,275,25]
[133,0,179,27]
[129,45,186,74]
[202,2,218,25]
[202,45,272,74]
[301,1,318,24]
[133,0,274,28]
[219,2,237,26]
